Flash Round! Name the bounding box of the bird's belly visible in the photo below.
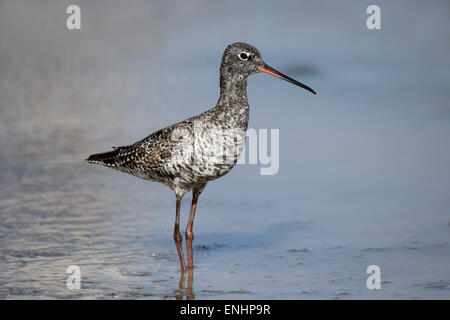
[165,127,246,186]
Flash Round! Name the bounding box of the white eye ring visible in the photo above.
[239,52,249,60]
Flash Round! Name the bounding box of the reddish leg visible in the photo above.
[185,195,198,269]
[176,265,195,300]
[173,197,186,271]
[185,185,205,269]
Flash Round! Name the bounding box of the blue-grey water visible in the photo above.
[0,0,449,299]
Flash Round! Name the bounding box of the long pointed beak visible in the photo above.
[258,64,316,95]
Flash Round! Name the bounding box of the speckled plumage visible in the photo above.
[86,42,315,271]
[87,43,262,197]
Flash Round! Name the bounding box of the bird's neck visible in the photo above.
[214,67,250,130]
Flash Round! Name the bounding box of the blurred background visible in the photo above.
[0,0,449,299]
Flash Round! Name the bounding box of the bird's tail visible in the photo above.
[86,149,120,167]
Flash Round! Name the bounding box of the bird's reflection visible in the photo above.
[176,270,195,300]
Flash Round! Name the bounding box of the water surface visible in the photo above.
[0,0,449,299]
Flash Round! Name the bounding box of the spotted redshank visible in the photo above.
[86,42,316,271]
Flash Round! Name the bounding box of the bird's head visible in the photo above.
[221,42,316,95]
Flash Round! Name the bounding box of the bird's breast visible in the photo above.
[165,121,247,185]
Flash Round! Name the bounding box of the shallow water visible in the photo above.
[0,0,449,299]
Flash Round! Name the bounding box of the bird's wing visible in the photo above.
[86,119,194,170]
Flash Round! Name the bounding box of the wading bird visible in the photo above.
[87,42,316,271]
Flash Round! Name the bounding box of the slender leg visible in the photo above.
[185,195,198,269]
[174,197,186,271]
[176,264,194,300]
[185,184,205,269]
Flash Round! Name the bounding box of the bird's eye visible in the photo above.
[239,52,248,60]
